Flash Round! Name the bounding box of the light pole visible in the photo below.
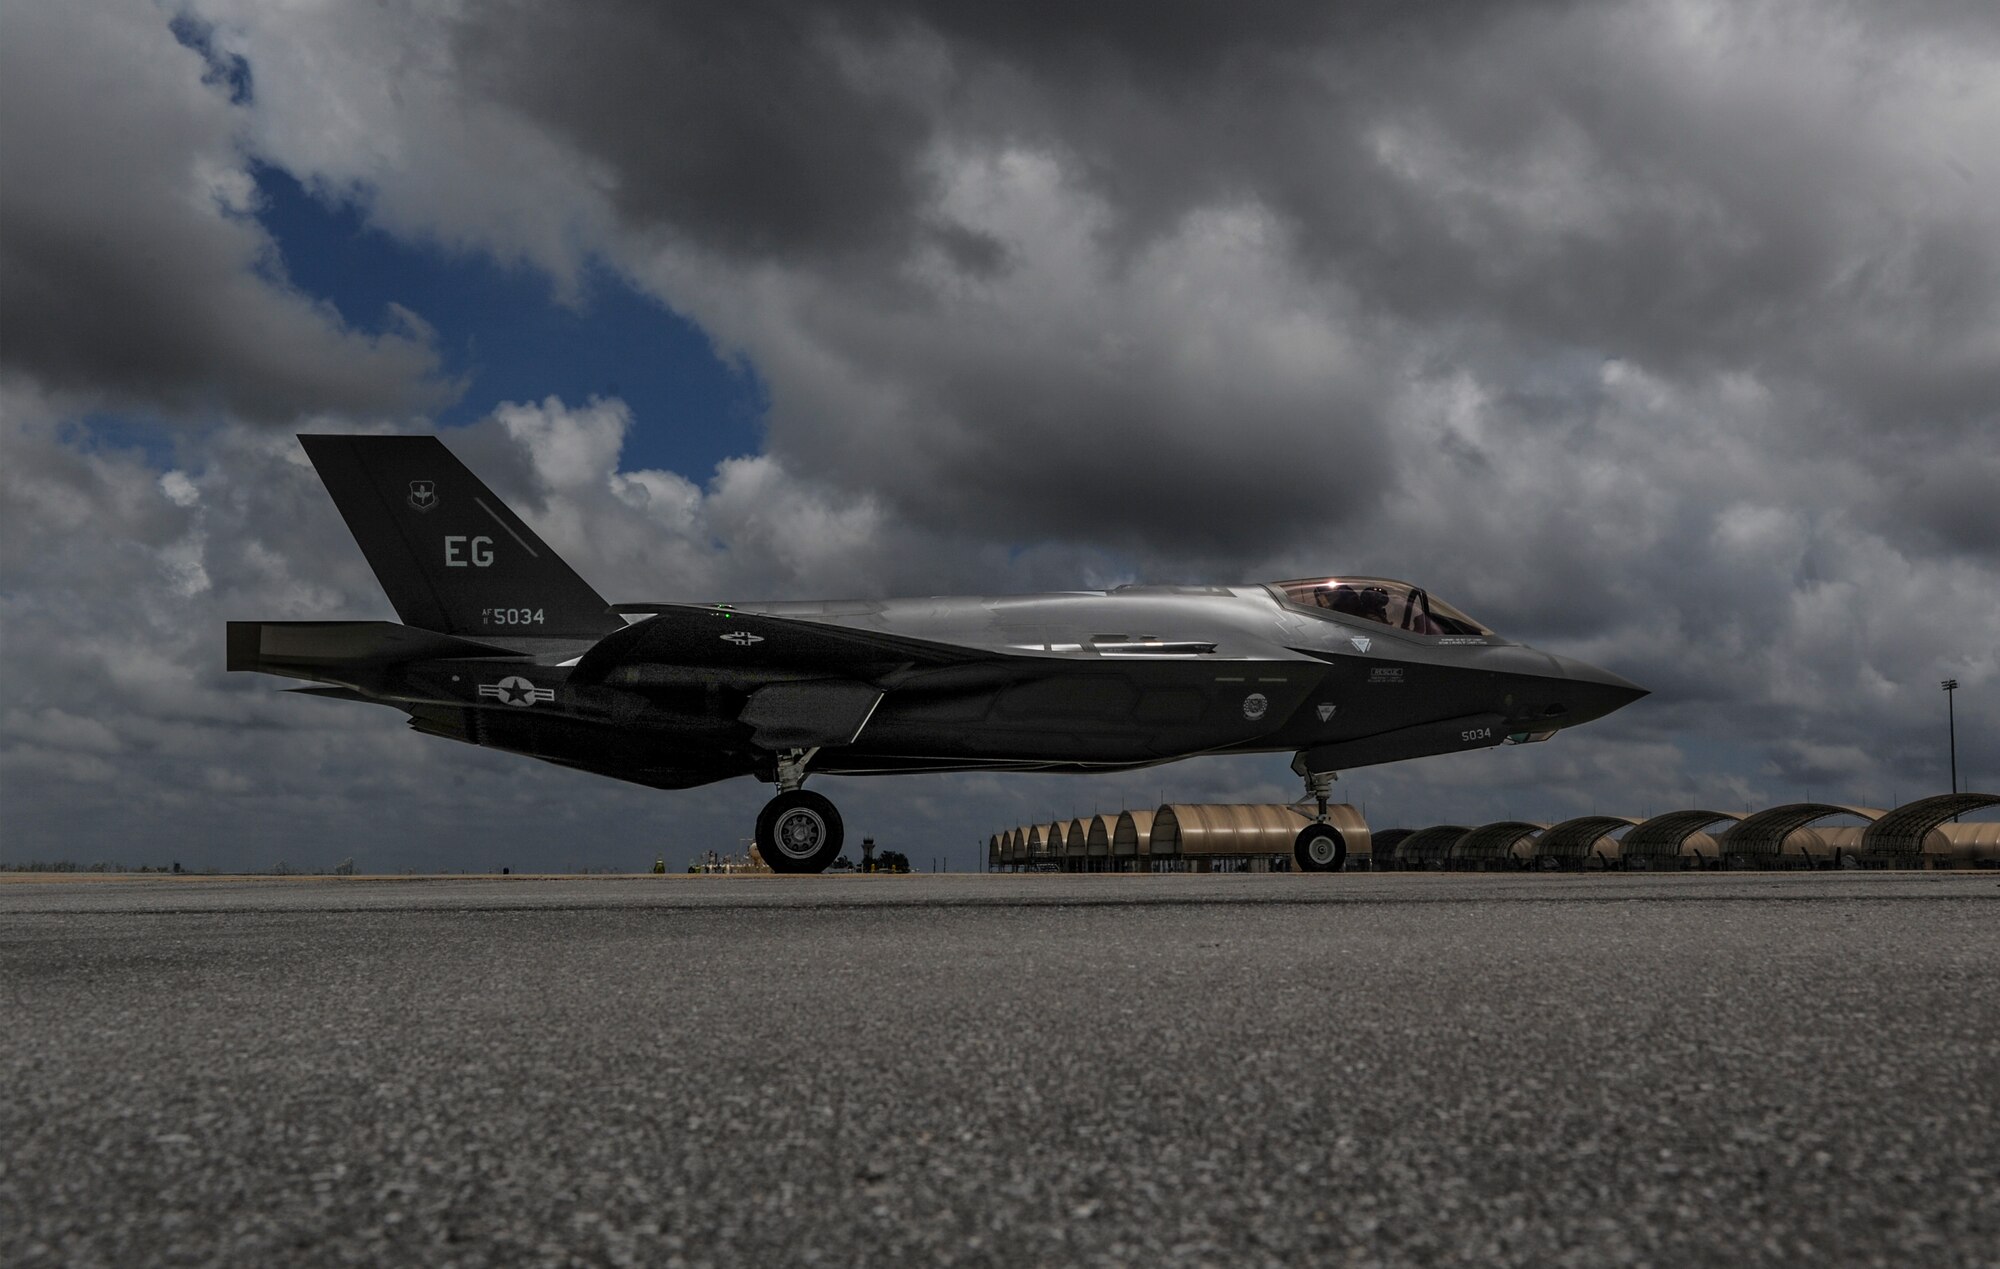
[1944,676,1960,816]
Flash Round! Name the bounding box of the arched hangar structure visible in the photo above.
[1043,821,1067,869]
[1114,809,1156,872]
[1449,822,1546,870]
[1621,811,1742,869]
[1150,803,1305,869]
[1535,816,1641,870]
[1085,814,1116,869]
[1859,793,2000,865]
[1396,825,1471,869]
[1370,828,1416,869]
[1149,803,1371,871]
[1721,804,1885,868]
[1918,821,2000,866]
[1063,818,1088,870]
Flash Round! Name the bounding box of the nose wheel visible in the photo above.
[756,789,844,873]
[1294,823,1347,872]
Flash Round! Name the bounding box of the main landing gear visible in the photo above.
[1291,755,1347,873]
[756,748,844,874]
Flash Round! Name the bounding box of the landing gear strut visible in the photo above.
[1291,753,1339,822]
[1291,753,1346,872]
[756,748,843,874]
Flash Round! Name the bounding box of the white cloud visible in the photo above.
[195,0,617,293]
[159,471,202,508]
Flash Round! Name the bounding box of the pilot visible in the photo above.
[1317,584,1366,616]
[1355,586,1391,623]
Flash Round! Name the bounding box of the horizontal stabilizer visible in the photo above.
[572,604,982,685]
[227,621,523,672]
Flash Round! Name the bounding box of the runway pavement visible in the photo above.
[3,871,1996,1267]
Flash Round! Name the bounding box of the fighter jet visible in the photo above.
[228,435,1646,872]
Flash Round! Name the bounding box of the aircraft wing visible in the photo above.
[572,604,988,686]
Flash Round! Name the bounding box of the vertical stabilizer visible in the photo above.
[299,434,622,639]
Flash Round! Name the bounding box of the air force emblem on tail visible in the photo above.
[408,480,437,512]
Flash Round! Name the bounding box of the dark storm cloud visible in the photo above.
[923,0,2000,433]
[448,2,1557,275]
[442,0,2000,550]
[1864,434,2000,563]
[765,291,1396,558]
[0,3,447,423]
[452,1,1393,264]
[454,2,936,263]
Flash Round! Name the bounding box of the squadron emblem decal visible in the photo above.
[407,480,437,512]
[478,675,554,707]
[1242,692,1268,721]
[721,631,764,646]
[1349,636,1371,654]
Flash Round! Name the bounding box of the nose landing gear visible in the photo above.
[756,748,844,874]
[1291,754,1347,873]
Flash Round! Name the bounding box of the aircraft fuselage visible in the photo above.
[229,434,1648,872]
[246,585,1642,785]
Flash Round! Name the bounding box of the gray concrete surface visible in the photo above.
[3,872,1996,1267]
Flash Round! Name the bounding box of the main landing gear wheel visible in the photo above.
[757,789,844,874]
[1294,823,1347,873]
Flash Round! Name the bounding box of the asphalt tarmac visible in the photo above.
[3,871,1996,1267]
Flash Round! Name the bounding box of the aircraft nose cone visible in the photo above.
[1544,653,1648,723]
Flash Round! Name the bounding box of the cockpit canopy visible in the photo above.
[1270,576,1492,637]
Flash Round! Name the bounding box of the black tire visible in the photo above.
[1294,823,1347,873]
[756,790,844,874]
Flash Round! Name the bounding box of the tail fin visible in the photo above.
[300,434,622,639]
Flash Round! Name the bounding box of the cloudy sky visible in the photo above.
[3,0,1995,871]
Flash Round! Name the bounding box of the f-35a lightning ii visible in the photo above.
[228,435,1646,872]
